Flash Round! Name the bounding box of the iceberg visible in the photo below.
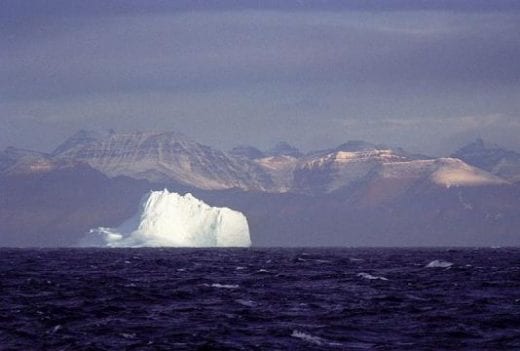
[82,189,251,247]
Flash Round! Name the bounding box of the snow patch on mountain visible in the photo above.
[431,158,508,187]
[82,189,251,247]
[381,158,508,187]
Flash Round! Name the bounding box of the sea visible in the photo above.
[0,248,519,350]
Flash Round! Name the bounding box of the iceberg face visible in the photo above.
[82,190,251,247]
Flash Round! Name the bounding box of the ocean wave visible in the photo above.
[291,330,342,347]
[210,283,239,289]
[426,260,453,268]
[358,272,388,281]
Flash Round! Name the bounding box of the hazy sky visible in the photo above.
[1,0,520,155]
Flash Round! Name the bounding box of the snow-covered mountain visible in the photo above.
[291,147,410,194]
[452,138,520,183]
[52,130,274,191]
[379,158,507,187]
[2,131,519,247]
[346,158,508,207]
[4,131,513,195]
[250,140,470,195]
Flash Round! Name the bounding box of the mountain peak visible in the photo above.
[456,138,504,154]
[52,129,115,156]
[334,140,380,152]
[229,145,265,160]
[267,142,302,157]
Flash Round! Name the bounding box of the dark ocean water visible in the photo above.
[1,248,520,350]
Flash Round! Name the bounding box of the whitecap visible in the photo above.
[291,330,325,346]
[235,299,256,307]
[47,325,61,335]
[315,259,331,264]
[120,333,136,339]
[426,260,453,268]
[357,272,388,281]
[211,283,239,289]
[291,330,342,347]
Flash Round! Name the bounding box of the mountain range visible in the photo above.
[452,138,520,183]
[1,130,519,247]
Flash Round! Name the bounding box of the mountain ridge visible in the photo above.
[3,130,516,194]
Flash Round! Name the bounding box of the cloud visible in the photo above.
[338,114,520,155]
[341,114,517,130]
[1,5,519,154]
[3,11,519,98]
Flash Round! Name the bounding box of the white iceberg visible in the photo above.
[82,189,251,247]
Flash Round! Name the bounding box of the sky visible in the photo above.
[1,0,520,156]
